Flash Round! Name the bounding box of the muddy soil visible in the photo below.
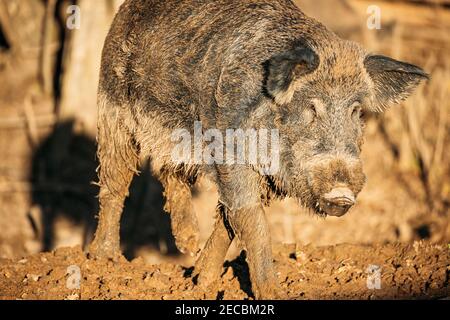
[0,242,448,300]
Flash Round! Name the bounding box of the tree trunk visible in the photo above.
[58,0,123,136]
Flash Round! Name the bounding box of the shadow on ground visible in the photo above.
[30,120,178,259]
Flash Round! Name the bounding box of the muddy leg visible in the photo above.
[195,204,234,287]
[162,176,200,255]
[213,165,285,299]
[88,105,139,261]
[230,204,285,300]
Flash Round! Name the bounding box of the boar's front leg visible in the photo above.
[161,175,200,256]
[195,204,234,287]
[231,204,286,299]
[215,166,286,300]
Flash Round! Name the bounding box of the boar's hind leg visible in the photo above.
[88,102,139,261]
[194,204,234,287]
[162,175,200,256]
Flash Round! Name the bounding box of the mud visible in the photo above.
[0,242,448,300]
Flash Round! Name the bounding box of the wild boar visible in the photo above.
[88,0,428,299]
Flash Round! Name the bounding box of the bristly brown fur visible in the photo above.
[90,0,428,299]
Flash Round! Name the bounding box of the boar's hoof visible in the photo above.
[87,241,125,263]
[173,228,200,257]
[172,217,200,256]
[320,187,355,217]
[255,282,288,300]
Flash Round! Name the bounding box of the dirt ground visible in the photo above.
[0,242,448,300]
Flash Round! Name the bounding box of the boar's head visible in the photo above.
[265,39,428,217]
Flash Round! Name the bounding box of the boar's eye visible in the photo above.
[309,103,317,117]
[303,102,317,124]
[351,101,362,121]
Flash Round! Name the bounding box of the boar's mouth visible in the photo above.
[266,173,358,217]
[291,157,365,217]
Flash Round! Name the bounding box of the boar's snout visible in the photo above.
[294,155,365,216]
[320,187,355,217]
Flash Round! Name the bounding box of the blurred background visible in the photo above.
[0,0,448,266]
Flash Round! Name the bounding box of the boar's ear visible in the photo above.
[266,45,319,105]
[364,55,429,112]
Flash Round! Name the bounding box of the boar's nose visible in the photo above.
[320,187,355,217]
